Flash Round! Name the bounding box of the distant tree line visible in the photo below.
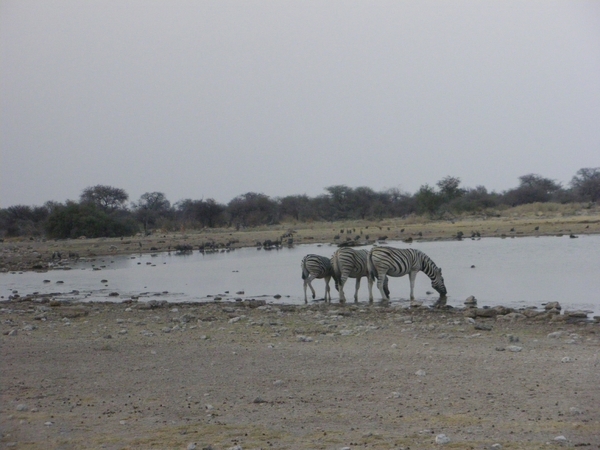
[1,168,599,239]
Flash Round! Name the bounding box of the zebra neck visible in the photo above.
[420,257,437,279]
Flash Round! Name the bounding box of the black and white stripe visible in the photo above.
[367,246,447,301]
[331,248,373,303]
[301,254,334,303]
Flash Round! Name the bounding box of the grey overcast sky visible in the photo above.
[1,1,599,208]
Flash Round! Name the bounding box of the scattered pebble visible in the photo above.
[561,357,572,363]
[435,433,450,444]
[507,345,522,352]
[415,369,426,376]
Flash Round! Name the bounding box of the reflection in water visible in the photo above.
[2,235,599,315]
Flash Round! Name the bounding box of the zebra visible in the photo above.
[301,254,334,303]
[367,246,447,304]
[331,247,373,303]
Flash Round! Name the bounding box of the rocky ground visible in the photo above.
[1,298,599,449]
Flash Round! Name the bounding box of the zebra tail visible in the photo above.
[301,262,309,280]
[331,254,341,291]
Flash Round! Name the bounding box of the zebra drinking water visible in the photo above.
[367,246,447,304]
[301,254,334,303]
[331,247,373,303]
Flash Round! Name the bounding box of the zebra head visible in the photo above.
[431,267,447,297]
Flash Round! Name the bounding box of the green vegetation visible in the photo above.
[1,168,599,239]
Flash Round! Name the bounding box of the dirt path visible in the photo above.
[2,300,599,449]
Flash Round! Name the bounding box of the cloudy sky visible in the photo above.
[1,1,599,208]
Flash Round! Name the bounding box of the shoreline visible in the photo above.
[2,210,600,273]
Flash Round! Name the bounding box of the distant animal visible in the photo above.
[367,247,447,304]
[331,247,373,303]
[301,254,334,303]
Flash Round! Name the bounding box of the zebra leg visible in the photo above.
[383,275,390,298]
[354,277,361,303]
[338,273,348,303]
[409,271,418,300]
[367,274,374,302]
[376,270,389,300]
[324,275,331,302]
[304,275,317,302]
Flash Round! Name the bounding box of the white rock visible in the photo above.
[491,444,502,449]
[569,407,583,415]
[507,345,522,352]
[554,435,568,442]
[435,433,450,444]
[229,317,241,323]
[561,357,572,363]
[547,331,563,339]
[16,404,28,411]
[415,369,426,376]
[187,444,197,450]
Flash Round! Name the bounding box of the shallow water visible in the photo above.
[2,235,599,315]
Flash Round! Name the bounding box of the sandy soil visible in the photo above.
[1,299,599,449]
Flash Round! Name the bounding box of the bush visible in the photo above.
[46,202,139,239]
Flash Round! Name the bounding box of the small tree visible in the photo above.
[503,174,563,205]
[133,192,171,233]
[570,167,600,202]
[436,176,464,202]
[80,185,129,211]
[414,184,443,215]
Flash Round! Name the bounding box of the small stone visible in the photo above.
[545,301,561,311]
[561,357,572,363]
[16,404,28,411]
[435,433,450,444]
[229,317,241,323]
[507,345,522,352]
[491,445,502,449]
[569,407,583,415]
[187,444,197,450]
[415,369,426,376]
[554,435,568,442]
[464,295,477,307]
[547,331,563,339]
[565,310,588,318]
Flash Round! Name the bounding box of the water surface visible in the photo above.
[2,235,599,315]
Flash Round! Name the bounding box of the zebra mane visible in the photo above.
[418,250,439,279]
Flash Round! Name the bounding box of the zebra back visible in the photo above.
[332,248,369,281]
[301,254,333,280]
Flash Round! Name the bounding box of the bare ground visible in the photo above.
[1,300,599,449]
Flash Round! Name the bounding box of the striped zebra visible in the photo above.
[367,246,447,303]
[331,247,373,303]
[301,254,334,303]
